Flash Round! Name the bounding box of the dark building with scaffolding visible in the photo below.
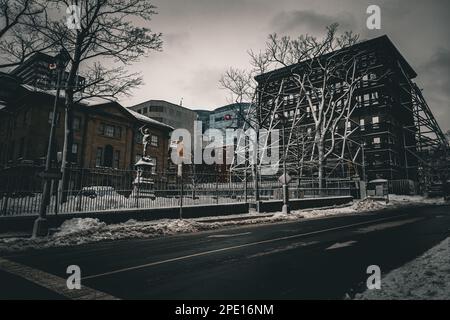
[10,52,86,91]
[247,36,447,188]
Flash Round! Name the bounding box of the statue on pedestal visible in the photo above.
[132,126,156,200]
[140,127,151,159]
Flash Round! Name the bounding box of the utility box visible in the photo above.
[366,179,389,203]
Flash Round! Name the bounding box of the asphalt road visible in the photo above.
[0,204,449,300]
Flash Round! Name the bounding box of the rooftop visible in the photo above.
[18,83,173,131]
[255,35,417,83]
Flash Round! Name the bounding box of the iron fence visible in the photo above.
[0,165,354,216]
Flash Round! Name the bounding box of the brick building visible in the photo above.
[10,52,86,91]
[0,73,172,173]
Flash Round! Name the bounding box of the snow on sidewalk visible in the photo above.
[0,195,446,253]
[355,237,450,300]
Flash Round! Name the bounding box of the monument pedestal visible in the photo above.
[131,157,156,200]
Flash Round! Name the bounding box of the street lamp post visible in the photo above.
[33,50,67,237]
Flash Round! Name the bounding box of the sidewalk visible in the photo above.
[355,237,450,300]
[0,270,66,300]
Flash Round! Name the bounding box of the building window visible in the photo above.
[372,116,380,129]
[364,93,371,106]
[104,125,114,137]
[373,137,381,146]
[114,126,122,139]
[113,150,120,169]
[100,123,122,139]
[135,130,143,144]
[95,147,103,167]
[152,106,164,112]
[360,118,365,131]
[151,135,159,147]
[103,145,114,167]
[149,156,157,174]
[73,117,81,131]
[71,143,79,163]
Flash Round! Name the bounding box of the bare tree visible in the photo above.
[0,0,51,69]
[222,24,384,191]
[26,0,162,203]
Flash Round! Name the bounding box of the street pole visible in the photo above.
[244,161,248,203]
[33,53,65,237]
[179,163,183,220]
[282,121,290,214]
[361,142,367,182]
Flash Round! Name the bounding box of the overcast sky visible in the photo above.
[120,0,450,131]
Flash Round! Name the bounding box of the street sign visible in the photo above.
[38,170,62,180]
[278,173,292,185]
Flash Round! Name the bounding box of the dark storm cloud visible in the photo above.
[271,10,356,34]
[419,49,450,93]
[120,0,450,131]
[417,48,450,131]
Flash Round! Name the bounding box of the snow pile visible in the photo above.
[0,195,445,253]
[0,218,207,253]
[55,218,106,237]
[388,195,445,206]
[355,237,450,300]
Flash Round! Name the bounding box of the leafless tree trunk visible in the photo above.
[24,0,163,204]
[221,24,382,193]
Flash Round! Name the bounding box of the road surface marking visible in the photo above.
[326,241,357,250]
[83,214,407,280]
[354,217,423,233]
[0,257,119,300]
[208,232,252,238]
[247,241,319,258]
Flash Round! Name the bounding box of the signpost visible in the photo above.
[278,173,292,185]
[176,141,184,220]
[33,50,68,237]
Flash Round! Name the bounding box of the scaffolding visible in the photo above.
[230,81,365,184]
[398,62,449,190]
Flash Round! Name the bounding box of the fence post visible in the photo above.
[2,195,8,216]
[136,168,140,209]
[216,173,219,205]
[76,168,84,212]
[244,168,248,203]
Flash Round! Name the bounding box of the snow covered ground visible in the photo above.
[355,237,450,300]
[0,195,446,253]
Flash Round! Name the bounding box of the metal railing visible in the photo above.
[0,165,354,216]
